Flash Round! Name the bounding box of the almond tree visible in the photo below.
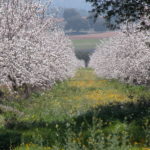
[90,29,150,85]
[0,0,79,95]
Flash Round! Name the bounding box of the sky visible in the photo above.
[52,0,92,10]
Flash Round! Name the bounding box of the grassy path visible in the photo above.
[0,69,150,150]
[11,68,137,122]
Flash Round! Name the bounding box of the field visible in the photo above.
[71,38,100,51]
[1,68,150,150]
[69,32,118,40]
[70,32,118,50]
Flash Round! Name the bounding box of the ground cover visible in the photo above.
[0,68,150,150]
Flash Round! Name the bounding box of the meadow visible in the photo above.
[70,32,116,50]
[71,38,100,51]
[1,68,150,150]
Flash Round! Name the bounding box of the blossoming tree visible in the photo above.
[90,28,150,85]
[0,0,80,96]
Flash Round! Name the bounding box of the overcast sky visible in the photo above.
[52,0,92,10]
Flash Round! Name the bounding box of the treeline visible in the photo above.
[63,8,108,32]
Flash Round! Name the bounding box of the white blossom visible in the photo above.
[0,0,80,91]
[90,28,150,85]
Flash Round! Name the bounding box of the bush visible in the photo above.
[0,129,21,150]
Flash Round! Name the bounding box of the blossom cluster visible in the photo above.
[0,0,80,91]
[90,30,150,85]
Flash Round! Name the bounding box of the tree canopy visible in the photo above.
[63,8,81,21]
[63,8,89,32]
[86,0,150,30]
[65,16,89,32]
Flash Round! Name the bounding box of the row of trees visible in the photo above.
[89,27,150,85]
[0,0,82,96]
[63,8,108,32]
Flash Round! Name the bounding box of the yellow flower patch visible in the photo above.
[68,80,107,88]
[83,89,133,106]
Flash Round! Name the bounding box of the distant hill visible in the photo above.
[52,0,91,10]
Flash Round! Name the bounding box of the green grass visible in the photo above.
[0,68,150,150]
[71,39,100,50]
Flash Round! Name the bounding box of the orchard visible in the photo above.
[0,0,150,150]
